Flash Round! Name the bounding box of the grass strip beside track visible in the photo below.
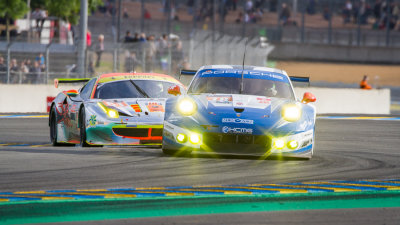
[1,190,400,224]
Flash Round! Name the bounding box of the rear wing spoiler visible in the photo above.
[54,78,91,88]
[179,69,197,79]
[180,69,309,84]
[289,76,309,83]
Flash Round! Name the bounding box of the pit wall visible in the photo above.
[0,85,391,115]
[294,87,390,115]
[0,85,80,114]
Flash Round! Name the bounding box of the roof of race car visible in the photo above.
[196,65,290,83]
[198,65,288,76]
[98,73,183,85]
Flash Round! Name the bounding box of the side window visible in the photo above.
[80,78,97,100]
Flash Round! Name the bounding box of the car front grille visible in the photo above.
[112,128,163,138]
[202,133,271,148]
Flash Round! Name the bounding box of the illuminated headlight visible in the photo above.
[273,138,285,149]
[287,140,298,149]
[282,104,301,122]
[97,102,119,118]
[177,98,197,116]
[189,133,201,145]
[176,133,187,143]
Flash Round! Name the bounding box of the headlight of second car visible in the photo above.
[177,97,197,116]
[97,102,119,118]
[282,104,301,122]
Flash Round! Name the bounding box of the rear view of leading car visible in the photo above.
[162,65,316,159]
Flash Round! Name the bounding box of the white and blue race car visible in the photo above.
[162,65,317,159]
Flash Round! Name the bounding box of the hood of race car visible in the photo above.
[95,98,166,118]
[181,94,307,135]
[190,93,291,117]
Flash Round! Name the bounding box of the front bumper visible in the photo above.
[163,121,314,158]
[86,123,163,145]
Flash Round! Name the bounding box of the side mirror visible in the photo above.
[302,92,316,104]
[65,89,79,97]
[168,85,182,96]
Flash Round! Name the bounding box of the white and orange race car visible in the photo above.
[49,73,185,147]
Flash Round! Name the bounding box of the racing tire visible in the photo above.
[50,109,61,146]
[309,126,316,159]
[50,108,74,146]
[79,108,91,147]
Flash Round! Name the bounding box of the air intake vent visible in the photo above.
[234,108,244,113]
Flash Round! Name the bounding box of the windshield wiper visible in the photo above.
[129,80,150,98]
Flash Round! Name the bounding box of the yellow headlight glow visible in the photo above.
[189,133,201,145]
[177,98,197,116]
[176,133,187,143]
[287,140,299,149]
[107,109,119,118]
[97,102,119,118]
[274,138,285,149]
[282,104,301,122]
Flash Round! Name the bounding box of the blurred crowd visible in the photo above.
[341,0,399,30]
[86,30,189,76]
[0,53,47,84]
[121,31,188,75]
[185,0,270,24]
[157,0,400,29]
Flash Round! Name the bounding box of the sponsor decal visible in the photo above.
[131,104,142,112]
[103,101,128,108]
[89,115,97,126]
[56,103,72,128]
[146,102,165,112]
[201,70,284,80]
[222,118,254,124]
[256,97,271,104]
[99,75,177,84]
[70,104,77,113]
[222,126,253,134]
[207,96,232,104]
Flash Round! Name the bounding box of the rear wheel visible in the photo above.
[50,108,74,146]
[50,109,60,146]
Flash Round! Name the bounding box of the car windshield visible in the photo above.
[188,76,294,99]
[94,80,183,99]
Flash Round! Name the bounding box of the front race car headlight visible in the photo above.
[282,104,301,122]
[177,97,197,116]
[97,102,119,118]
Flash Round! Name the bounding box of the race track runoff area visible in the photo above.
[0,116,400,224]
[1,180,400,224]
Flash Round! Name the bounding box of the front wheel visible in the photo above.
[79,108,90,147]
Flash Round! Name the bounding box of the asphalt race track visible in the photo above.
[0,117,400,224]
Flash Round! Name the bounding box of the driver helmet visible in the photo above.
[265,81,277,96]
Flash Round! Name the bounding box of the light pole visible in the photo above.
[77,0,88,78]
